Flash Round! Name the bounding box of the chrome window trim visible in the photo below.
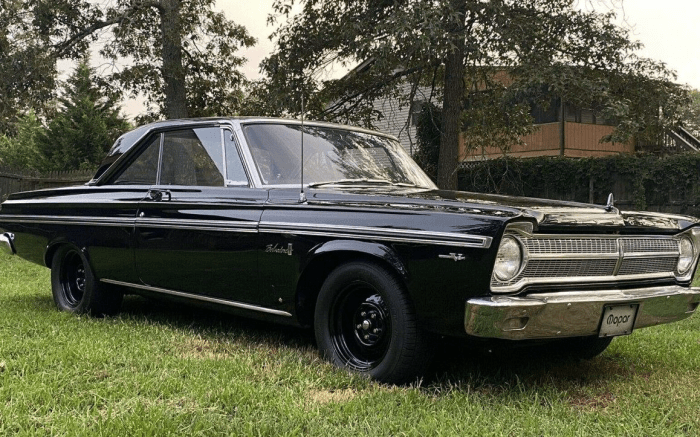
[101,279,292,317]
[222,124,253,187]
[231,121,264,188]
[220,127,228,185]
[155,132,164,184]
[260,221,492,248]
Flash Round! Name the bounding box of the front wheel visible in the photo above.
[546,336,613,360]
[314,261,433,384]
[51,245,122,317]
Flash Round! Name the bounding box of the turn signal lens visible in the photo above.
[677,236,695,274]
[493,236,523,282]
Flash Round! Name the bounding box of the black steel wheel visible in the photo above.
[51,245,122,316]
[314,261,433,384]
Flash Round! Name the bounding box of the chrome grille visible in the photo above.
[618,257,678,276]
[523,259,618,278]
[523,238,618,255]
[620,238,679,254]
[492,235,681,291]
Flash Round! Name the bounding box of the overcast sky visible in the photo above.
[120,0,700,117]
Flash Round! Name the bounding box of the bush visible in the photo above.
[458,154,700,217]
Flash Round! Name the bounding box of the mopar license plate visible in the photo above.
[599,304,638,337]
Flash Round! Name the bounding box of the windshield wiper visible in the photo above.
[307,178,421,188]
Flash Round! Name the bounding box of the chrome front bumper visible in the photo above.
[1,233,15,256]
[465,286,700,340]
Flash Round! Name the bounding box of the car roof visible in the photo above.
[105,117,397,159]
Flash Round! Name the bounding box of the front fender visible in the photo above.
[293,239,408,327]
[306,239,408,280]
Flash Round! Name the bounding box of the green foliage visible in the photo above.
[459,154,700,217]
[680,89,700,138]
[412,103,442,182]
[0,0,57,135]
[98,0,256,120]
[0,111,44,170]
[2,0,255,123]
[36,61,130,172]
[264,0,688,190]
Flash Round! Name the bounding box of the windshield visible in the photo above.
[242,123,437,189]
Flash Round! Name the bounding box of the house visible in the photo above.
[339,63,700,159]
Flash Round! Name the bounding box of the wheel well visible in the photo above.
[295,251,405,327]
[44,243,64,268]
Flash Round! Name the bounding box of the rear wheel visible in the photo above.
[314,261,433,384]
[51,245,122,317]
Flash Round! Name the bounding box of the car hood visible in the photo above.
[302,187,699,233]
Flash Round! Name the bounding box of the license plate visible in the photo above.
[599,304,638,337]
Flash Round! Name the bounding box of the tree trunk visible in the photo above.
[159,0,188,119]
[437,46,464,190]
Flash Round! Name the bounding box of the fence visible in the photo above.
[0,167,95,201]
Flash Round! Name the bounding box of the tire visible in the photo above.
[314,261,434,384]
[558,336,614,360]
[51,245,122,317]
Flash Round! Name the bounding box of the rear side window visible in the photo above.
[160,128,224,186]
[112,136,160,185]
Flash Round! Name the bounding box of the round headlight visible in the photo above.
[677,236,695,274]
[493,236,523,282]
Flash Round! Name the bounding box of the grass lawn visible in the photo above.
[1,253,699,436]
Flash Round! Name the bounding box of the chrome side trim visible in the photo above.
[101,279,293,317]
[260,221,493,248]
[0,215,259,233]
[465,285,700,340]
[0,215,135,227]
[1,232,15,255]
[136,217,258,233]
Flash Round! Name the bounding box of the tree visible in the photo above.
[0,111,44,170]
[14,0,255,120]
[680,89,700,138]
[0,0,57,135]
[36,60,130,171]
[263,0,688,189]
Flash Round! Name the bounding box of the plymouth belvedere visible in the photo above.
[1,117,698,383]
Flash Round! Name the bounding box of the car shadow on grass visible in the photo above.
[19,292,642,391]
[118,294,639,389]
[118,294,317,350]
[425,336,642,393]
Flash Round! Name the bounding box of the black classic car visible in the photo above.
[1,118,699,383]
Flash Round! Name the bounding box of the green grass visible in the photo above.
[1,254,700,436]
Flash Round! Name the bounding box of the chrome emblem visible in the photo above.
[265,243,293,256]
[439,253,465,262]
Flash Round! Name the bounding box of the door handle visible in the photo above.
[147,189,171,202]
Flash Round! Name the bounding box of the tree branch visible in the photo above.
[321,64,431,116]
[51,0,161,58]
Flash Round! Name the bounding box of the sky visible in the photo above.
[116,0,700,118]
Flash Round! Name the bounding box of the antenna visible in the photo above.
[299,91,307,203]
